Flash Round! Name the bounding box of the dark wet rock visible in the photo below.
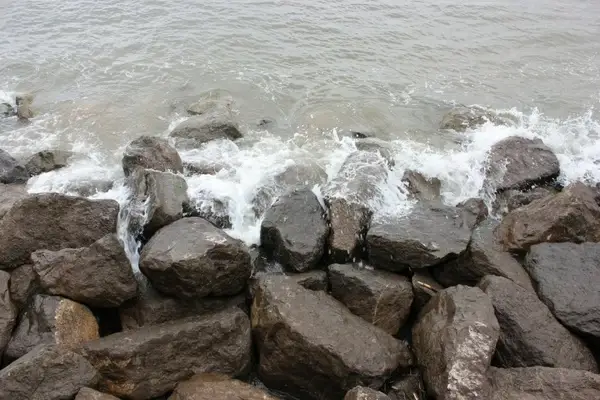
[401,170,441,202]
[0,193,119,269]
[15,94,34,120]
[0,183,27,219]
[440,106,514,132]
[252,276,413,400]
[0,149,28,184]
[184,198,232,229]
[5,294,99,363]
[525,242,600,344]
[260,188,328,272]
[493,186,558,215]
[186,89,234,116]
[168,373,279,400]
[0,344,100,400]
[497,182,600,253]
[488,366,600,400]
[433,220,533,290]
[286,270,328,292]
[328,263,413,335]
[24,149,75,176]
[81,307,251,400]
[257,118,274,129]
[0,271,17,358]
[140,217,251,299]
[122,136,183,177]
[32,234,137,308]
[355,138,395,167]
[412,285,499,400]
[456,197,488,230]
[386,373,427,400]
[367,203,471,272]
[75,388,120,400]
[344,387,390,400]
[411,269,443,311]
[339,130,373,139]
[0,102,15,117]
[8,264,38,311]
[478,275,597,371]
[485,136,560,192]
[170,109,242,149]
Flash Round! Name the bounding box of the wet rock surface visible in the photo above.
[122,135,183,177]
[285,270,328,292]
[75,388,120,400]
[385,373,427,400]
[0,183,28,219]
[411,269,443,311]
[8,264,39,311]
[168,373,279,400]
[440,106,515,132]
[24,149,75,177]
[493,186,558,214]
[169,109,242,149]
[456,197,488,230]
[401,170,441,202]
[344,386,390,400]
[0,271,17,358]
[0,149,28,184]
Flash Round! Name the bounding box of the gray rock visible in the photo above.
[456,197,488,230]
[412,285,499,400]
[184,197,232,229]
[440,106,514,132]
[0,102,15,117]
[0,149,28,184]
[15,94,34,120]
[24,150,75,176]
[140,217,251,299]
[183,160,225,176]
[186,91,233,116]
[122,136,183,177]
[401,170,441,202]
[386,373,427,400]
[169,109,242,149]
[0,344,99,400]
[355,138,395,167]
[75,388,120,400]
[0,184,28,219]
[0,271,17,358]
[8,264,38,311]
[493,186,558,215]
[478,275,597,371]
[344,387,390,400]
[367,203,471,271]
[328,263,413,334]
[411,269,443,312]
[285,270,328,292]
[168,373,279,400]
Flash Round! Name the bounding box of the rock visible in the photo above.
[433,220,533,290]
[0,193,119,269]
[367,203,471,272]
[252,276,413,400]
[168,373,278,400]
[4,294,99,362]
[0,102,15,117]
[119,275,246,330]
[497,182,600,253]
[401,170,441,202]
[15,94,34,120]
[184,198,232,229]
[183,160,225,176]
[186,89,234,116]
[344,387,390,400]
[63,179,115,197]
[478,275,597,371]
[122,136,183,177]
[24,150,75,176]
[525,242,600,343]
[355,138,395,167]
[8,264,38,311]
[75,388,120,400]
[488,366,600,400]
[0,271,17,358]
[140,217,251,299]
[411,269,443,311]
[260,189,328,272]
[386,373,426,400]
[412,285,499,400]
[0,149,28,184]
[456,197,488,230]
[339,130,373,139]
[257,118,274,129]
[169,109,242,149]
[493,186,558,214]
[0,183,27,219]
[81,307,251,399]
[285,270,328,292]
[440,106,513,132]
[31,234,137,308]
[0,344,99,400]
[328,263,413,334]
[127,169,189,239]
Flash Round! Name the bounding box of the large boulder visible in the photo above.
[0,194,119,269]
[168,373,278,400]
[433,220,533,290]
[31,234,137,308]
[525,242,600,343]
[401,170,441,202]
[344,387,390,400]
[260,188,328,272]
[186,90,234,116]
[9,264,39,311]
[0,271,17,358]
[440,106,513,132]
[412,285,499,400]
[169,109,242,149]
[497,182,600,253]
[367,203,471,272]
[140,217,251,299]
[0,183,28,219]
[252,276,413,400]
[493,186,558,215]
[80,308,251,399]
[4,294,99,362]
[0,149,28,184]
[328,263,413,335]
[24,149,75,176]
[0,344,99,400]
[488,366,600,400]
[485,137,559,192]
[75,388,120,400]
[478,275,597,371]
[122,136,183,177]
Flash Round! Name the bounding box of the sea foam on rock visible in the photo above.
[169,108,243,149]
[24,149,75,177]
[440,106,515,132]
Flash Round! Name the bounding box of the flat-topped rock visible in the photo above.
[122,135,183,176]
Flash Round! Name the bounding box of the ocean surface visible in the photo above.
[1,0,600,264]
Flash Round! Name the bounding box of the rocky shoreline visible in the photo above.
[1,93,600,399]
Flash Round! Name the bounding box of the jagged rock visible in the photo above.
[75,388,120,400]
[81,308,251,399]
[0,149,28,184]
[386,373,427,400]
[367,203,471,272]
[525,242,600,344]
[413,285,499,400]
[478,275,597,371]
[0,102,15,117]
[24,150,75,176]
[497,182,600,253]
[355,138,395,167]
[401,170,441,202]
[0,271,17,358]
[8,264,38,311]
[170,109,242,149]
[493,186,558,214]
[0,344,99,400]
[485,137,559,192]
[328,263,413,334]
[252,276,413,400]
[0,194,118,269]
[0,183,28,219]
[184,198,232,229]
[32,234,137,308]
[433,220,533,290]
[168,373,278,400]
[440,106,513,132]
[183,160,225,176]
[15,94,34,120]
[488,366,600,400]
[411,269,443,311]
[140,217,251,299]
[4,294,99,362]
[285,270,328,292]
[122,136,183,177]
[344,387,390,400]
[186,89,234,116]
[456,197,488,230]
[260,189,328,272]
